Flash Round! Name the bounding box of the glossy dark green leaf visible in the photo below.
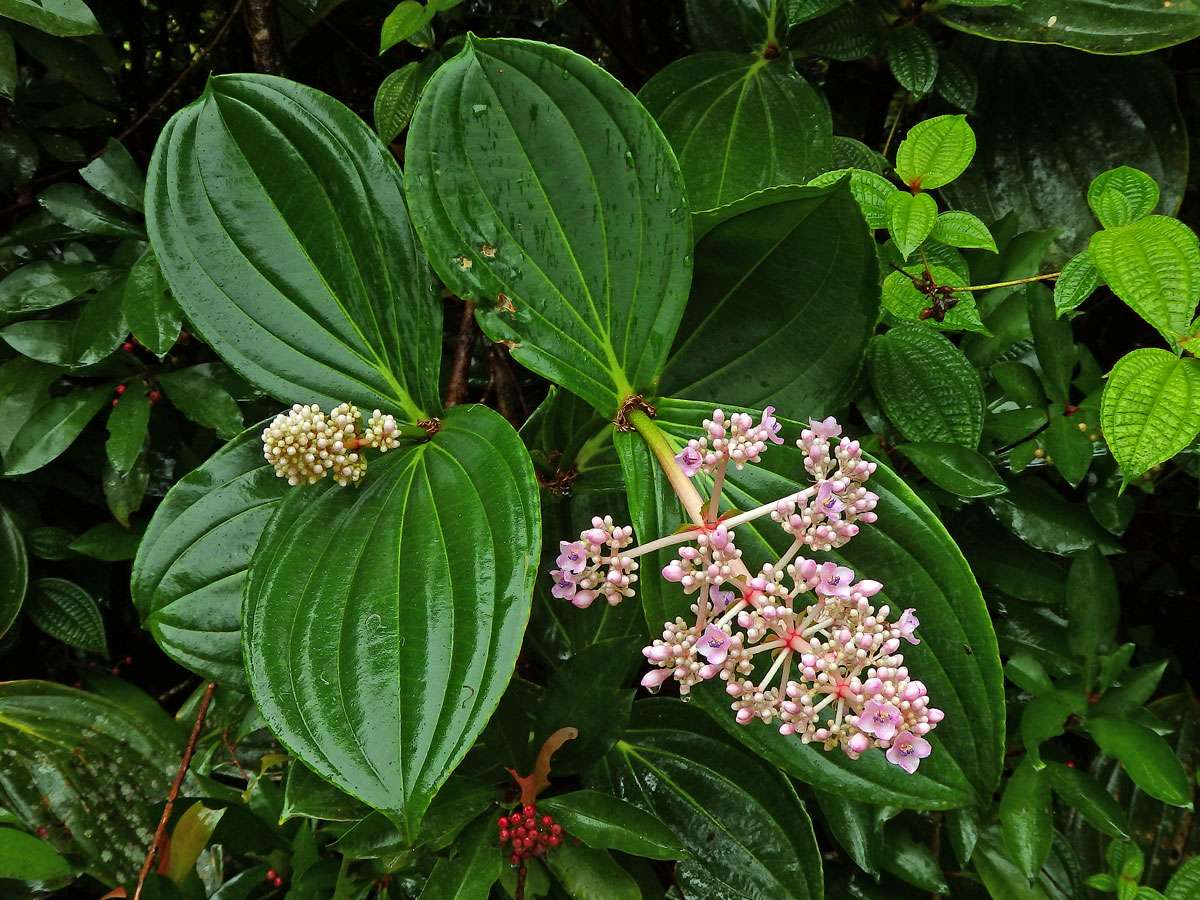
[935,49,978,111]
[0,0,100,36]
[799,3,885,60]
[992,361,1044,407]
[1054,252,1101,316]
[936,0,1200,54]
[642,401,1003,808]
[37,183,144,238]
[894,114,975,191]
[158,368,243,440]
[0,260,119,316]
[1028,285,1074,406]
[868,326,985,447]
[896,442,1006,497]
[132,424,288,687]
[0,28,15,102]
[374,62,424,144]
[0,319,78,364]
[72,279,129,366]
[25,578,106,655]
[888,25,938,95]
[941,43,1186,256]
[0,505,26,639]
[244,404,539,841]
[832,136,885,174]
[0,682,179,887]
[538,790,687,860]
[123,249,180,359]
[147,73,440,419]
[543,840,639,900]
[1044,415,1092,488]
[1066,547,1118,663]
[962,525,1067,607]
[972,828,1056,900]
[1021,689,1087,767]
[78,138,145,211]
[882,821,948,893]
[661,182,877,414]
[105,387,149,475]
[406,36,691,416]
[985,480,1121,556]
[416,816,500,900]
[1046,762,1129,840]
[685,0,779,51]
[102,458,148,528]
[3,383,111,476]
[811,790,882,876]
[282,761,370,822]
[592,699,822,900]
[0,358,59,460]
[1094,660,1168,717]
[1086,717,1192,808]
[1101,350,1200,483]
[638,52,831,211]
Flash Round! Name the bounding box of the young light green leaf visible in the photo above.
[78,138,145,211]
[3,383,112,476]
[538,790,688,860]
[930,210,996,251]
[132,425,286,687]
[1089,166,1159,229]
[1054,251,1101,316]
[1100,349,1200,483]
[888,25,938,95]
[379,1,435,53]
[1086,717,1192,807]
[1166,856,1200,900]
[147,74,441,419]
[894,114,976,190]
[639,52,832,211]
[158,368,243,440]
[809,167,893,228]
[407,37,691,416]
[868,326,985,447]
[661,182,878,415]
[895,442,1006,497]
[1046,762,1129,840]
[374,62,424,144]
[244,404,539,843]
[25,578,106,656]
[886,190,938,260]
[123,249,180,359]
[105,388,149,475]
[882,265,988,334]
[0,505,26,639]
[1089,216,1199,345]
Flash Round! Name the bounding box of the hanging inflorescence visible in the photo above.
[549,409,942,774]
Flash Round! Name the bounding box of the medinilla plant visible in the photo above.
[127,33,1003,892]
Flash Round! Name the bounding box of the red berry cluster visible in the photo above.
[265,868,283,888]
[496,804,562,865]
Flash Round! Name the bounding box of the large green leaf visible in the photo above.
[0,504,26,639]
[590,699,823,900]
[868,326,985,448]
[146,73,440,420]
[243,404,539,841]
[3,383,113,476]
[628,400,1004,808]
[0,682,180,887]
[406,36,692,416]
[637,52,831,211]
[660,182,877,414]
[0,0,101,36]
[936,0,1200,54]
[1100,349,1200,483]
[941,42,1187,256]
[132,424,288,687]
[1089,217,1199,346]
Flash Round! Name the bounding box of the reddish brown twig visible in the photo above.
[132,682,217,900]
[445,299,477,407]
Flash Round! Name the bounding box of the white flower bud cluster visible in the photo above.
[262,402,401,487]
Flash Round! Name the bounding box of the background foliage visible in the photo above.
[0,1,1197,899]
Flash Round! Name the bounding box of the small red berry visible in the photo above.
[520,849,532,860]
[509,853,520,865]
[523,804,535,817]
[550,823,562,835]
[497,816,508,827]
[266,870,276,880]
[112,398,119,406]
[36,826,47,837]
[538,833,549,844]
[514,826,527,838]
[149,390,161,402]
[115,384,126,395]
[1066,761,1076,768]
[272,877,283,888]
[541,814,553,826]
[548,834,560,846]
[499,829,510,841]
[122,342,134,352]
[179,331,190,342]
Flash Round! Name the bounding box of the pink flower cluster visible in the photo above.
[549,515,638,609]
[549,410,942,774]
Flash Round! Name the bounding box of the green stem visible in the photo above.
[397,424,434,440]
[628,409,706,526]
[951,272,1060,293]
[575,425,613,471]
